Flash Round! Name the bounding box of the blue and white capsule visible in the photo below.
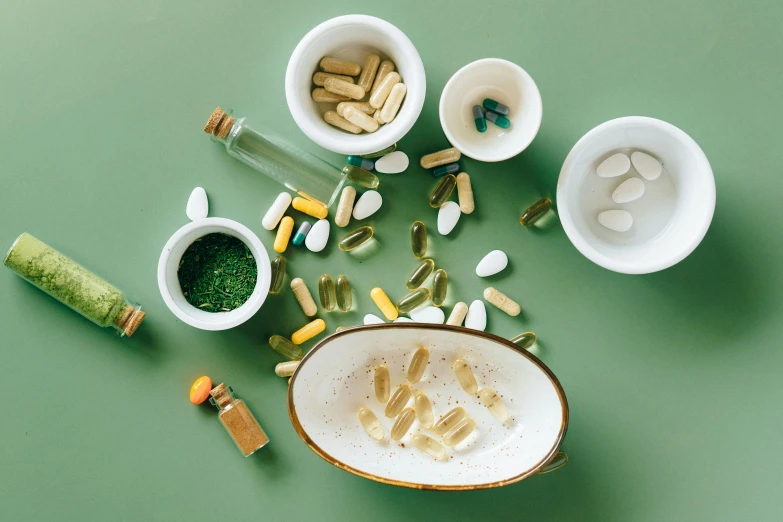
[483,98,510,116]
[432,162,460,178]
[485,110,511,129]
[473,105,486,133]
[347,155,375,171]
[292,221,312,246]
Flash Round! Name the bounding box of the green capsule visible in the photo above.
[473,105,487,133]
[430,174,457,208]
[360,143,396,159]
[482,98,510,116]
[397,288,431,313]
[519,198,553,227]
[431,269,447,307]
[411,221,427,258]
[336,274,352,312]
[338,226,374,251]
[432,162,459,178]
[269,255,286,294]
[406,258,435,290]
[268,335,303,360]
[485,110,511,129]
[318,274,336,312]
[511,331,538,350]
[343,165,379,189]
[347,155,375,170]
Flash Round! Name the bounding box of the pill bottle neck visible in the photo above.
[209,383,237,411]
[203,107,237,142]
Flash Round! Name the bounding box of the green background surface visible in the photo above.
[1,1,781,520]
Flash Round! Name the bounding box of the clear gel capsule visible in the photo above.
[432,407,466,436]
[292,221,311,246]
[420,147,461,169]
[269,256,286,294]
[413,392,434,429]
[519,198,553,227]
[385,384,412,418]
[361,144,397,159]
[485,110,511,129]
[275,360,299,377]
[371,287,398,320]
[358,407,385,441]
[430,174,456,208]
[412,433,446,459]
[511,331,537,350]
[290,278,317,317]
[443,417,476,447]
[347,155,375,170]
[291,318,326,345]
[407,346,430,383]
[338,226,374,251]
[406,258,435,290]
[343,165,380,189]
[431,269,447,307]
[453,358,478,394]
[432,162,460,178]
[397,288,431,313]
[479,389,509,422]
[473,105,487,132]
[318,274,336,312]
[268,335,303,360]
[483,287,521,316]
[336,274,352,311]
[483,98,510,116]
[391,407,416,441]
[374,365,390,403]
[411,221,427,258]
[334,186,356,228]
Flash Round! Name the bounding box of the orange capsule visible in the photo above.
[189,376,213,404]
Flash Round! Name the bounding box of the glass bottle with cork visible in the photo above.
[209,383,269,457]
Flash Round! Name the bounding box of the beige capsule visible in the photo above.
[336,101,375,117]
[313,72,354,86]
[357,407,385,441]
[443,417,476,447]
[446,302,468,326]
[323,110,362,134]
[290,278,317,316]
[432,406,466,436]
[420,147,461,169]
[380,83,407,123]
[323,77,366,101]
[312,88,349,103]
[275,360,300,378]
[483,287,521,316]
[372,109,385,125]
[370,60,395,95]
[384,384,412,418]
[407,346,429,383]
[453,358,478,394]
[479,388,509,422]
[369,71,401,109]
[413,391,434,429]
[411,433,447,459]
[390,407,416,440]
[456,172,475,214]
[334,186,356,228]
[374,364,390,403]
[343,106,379,133]
[357,53,381,92]
[320,56,362,76]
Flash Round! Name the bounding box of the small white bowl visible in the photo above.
[285,15,426,155]
[557,117,716,274]
[439,58,543,162]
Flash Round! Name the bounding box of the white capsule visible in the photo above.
[374,151,409,174]
[364,313,386,325]
[597,210,633,232]
[437,201,461,235]
[305,219,330,252]
[186,187,208,221]
[465,300,487,331]
[352,190,383,220]
[611,177,645,204]
[262,192,292,230]
[596,153,631,178]
[631,151,663,181]
[410,306,445,324]
[475,250,508,277]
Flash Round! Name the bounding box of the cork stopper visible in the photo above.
[204,107,235,140]
[210,383,234,409]
[114,304,146,337]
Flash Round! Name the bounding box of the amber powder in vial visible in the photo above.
[209,383,269,456]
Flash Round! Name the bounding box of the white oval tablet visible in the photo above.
[374,151,409,174]
[597,210,633,232]
[186,187,208,221]
[631,151,662,180]
[394,317,414,323]
[352,190,382,220]
[611,177,645,204]
[409,306,445,324]
[476,250,508,277]
[437,201,461,235]
[363,314,385,325]
[465,300,487,331]
[262,192,292,230]
[596,153,631,178]
[305,219,330,252]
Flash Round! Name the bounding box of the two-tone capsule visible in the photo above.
[291,318,326,345]
[485,110,511,129]
[385,384,412,418]
[443,417,476,447]
[431,269,447,307]
[406,258,435,289]
[407,346,430,383]
[342,165,379,189]
[371,287,398,320]
[411,221,427,258]
[292,221,311,246]
[413,391,434,429]
[479,388,509,422]
[483,98,510,115]
[473,105,487,132]
[269,256,286,294]
[318,274,336,312]
[397,288,431,313]
[358,407,385,441]
[374,365,390,403]
[453,358,478,394]
[390,407,416,440]
[338,226,374,251]
[432,162,460,178]
[268,335,303,360]
[430,174,456,208]
[336,274,352,311]
[411,433,446,459]
[347,155,375,171]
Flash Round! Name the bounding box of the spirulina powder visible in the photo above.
[177,233,257,312]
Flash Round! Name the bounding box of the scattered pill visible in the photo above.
[455,172,474,214]
[596,153,631,178]
[318,274,336,312]
[482,98,510,116]
[406,258,435,290]
[410,305,445,324]
[391,407,416,440]
[385,384,412,418]
[446,302,468,326]
[290,278,317,317]
[269,334,304,360]
[189,376,212,404]
[361,144,397,159]
[352,190,382,220]
[430,174,456,208]
[437,201,461,235]
[364,313,385,325]
[338,225,374,251]
[413,392,434,429]
[483,287,520,316]
[343,165,380,188]
[305,219,330,252]
[293,197,328,219]
[397,288,431,313]
[369,71,401,109]
[519,198,553,227]
[431,269,448,307]
[511,331,537,351]
[370,287,398,320]
[336,101,374,117]
[275,360,299,378]
[358,407,385,441]
[336,274,352,312]
[420,147,461,169]
[374,365,390,403]
[291,318,326,345]
[323,77,365,101]
[407,346,430,383]
[433,407,467,436]
[485,110,510,129]
[432,162,460,178]
[612,177,645,203]
[479,389,509,422]
[453,358,478,394]
[370,60,395,95]
[312,88,349,103]
[476,250,508,277]
[292,221,311,246]
[186,187,208,221]
[631,151,663,180]
[346,155,375,170]
[410,220,427,258]
[412,433,446,459]
[374,151,409,174]
[473,105,487,133]
[313,71,354,86]
[597,209,633,232]
[320,56,361,76]
[324,110,362,134]
[269,256,286,294]
[356,53,381,92]
[274,216,294,253]
[443,417,476,447]
[380,83,407,123]
[465,300,487,330]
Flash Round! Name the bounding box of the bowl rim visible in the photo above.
[439,58,543,162]
[285,14,426,155]
[556,116,716,274]
[287,323,569,490]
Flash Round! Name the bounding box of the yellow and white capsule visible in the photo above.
[384,384,412,418]
[358,407,385,441]
[407,346,429,383]
[453,358,478,394]
[390,407,416,441]
[479,388,509,422]
[374,365,390,403]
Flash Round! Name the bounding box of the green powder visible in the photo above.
[177,233,257,312]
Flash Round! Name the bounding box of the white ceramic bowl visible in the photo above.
[557,116,716,274]
[157,218,271,330]
[288,324,568,490]
[285,15,426,155]
[439,58,543,162]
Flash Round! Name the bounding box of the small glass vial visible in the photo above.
[4,233,145,336]
[209,383,269,457]
[204,107,347,207]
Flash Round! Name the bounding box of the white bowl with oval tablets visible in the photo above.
[557,116,715,274]
[286,15,426,155]
[288,324,568,490]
